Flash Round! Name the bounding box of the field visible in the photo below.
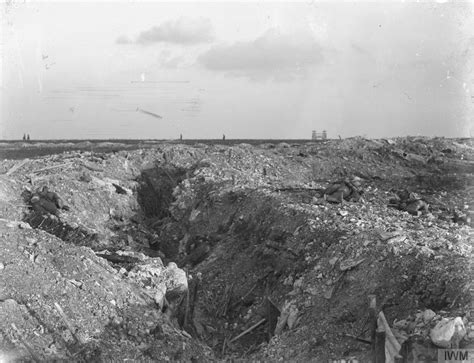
[0,139,317,160]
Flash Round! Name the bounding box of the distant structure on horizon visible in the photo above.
[312,130,327,140]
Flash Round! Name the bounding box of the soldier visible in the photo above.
[38,186,69,211]
[388,189,429,216]
[324,177,363,203]
[30,194,59,216]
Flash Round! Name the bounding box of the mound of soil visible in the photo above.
[0,137,472,361]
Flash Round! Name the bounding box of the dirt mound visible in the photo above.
[0,137,472,361]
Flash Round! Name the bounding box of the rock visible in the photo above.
[339,258,365,272]
[287,305,299,329]
[328,257,339,267]
[79,171,92,182]
[422,309,436,323]
[18,221,31,229]
[154,283,167,310]
[293,277,303,289]
[163,262,188,295]
[430,317,466,348]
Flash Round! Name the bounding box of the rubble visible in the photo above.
[430,317,467,348]
[0,137,471,361]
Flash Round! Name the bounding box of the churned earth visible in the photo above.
[0,137,472,362]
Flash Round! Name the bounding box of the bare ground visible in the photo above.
[0,137,472,362]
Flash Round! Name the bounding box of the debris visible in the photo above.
[11,323,41,363]
[274,301,291,335]
[5,159,30,176]
[339,258,365,272]
[95,252,141,264]
[343,333,371,345]
[274,301,300,334]
[329,257,339,267]
[79,160,103,172]
[112,183,128,195]
[430,317,466,348]
[422,309,436,324]
[0,137,471,361]
[18,221,31,229]
[377,311,402,363]
[229,318,267,343]
[54,302,86,345]
[368,295,377,361]
[287,305,299,329]
[323,285,336,300]
[266,297,280,338]
[79,171,92,182]
[31,162,74,174]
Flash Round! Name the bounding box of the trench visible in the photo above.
[131,163,345,358]
[19,160,470,360]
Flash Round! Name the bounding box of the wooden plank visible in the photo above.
[368,294,377,363]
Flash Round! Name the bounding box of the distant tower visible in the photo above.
[22,134,26,141]
[27,134,30,141]
[312,130,317,140]
[322,130,327,140]
[223,134,226,141]
[180,134,183,140]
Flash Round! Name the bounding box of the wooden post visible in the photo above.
[368,294,377,363]
[375,331,386,363]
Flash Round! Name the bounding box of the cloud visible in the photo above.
[116,35,132,44]
[136,17,214,44]
[199,28,323,80]
[158,50,185,69]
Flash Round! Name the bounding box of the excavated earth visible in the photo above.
[0,137,472,362]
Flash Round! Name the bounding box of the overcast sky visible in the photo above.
[1,1,473,140]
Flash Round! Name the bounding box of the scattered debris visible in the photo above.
[0,137,471,362]
[430,317,466,348]
[229,318,267,343]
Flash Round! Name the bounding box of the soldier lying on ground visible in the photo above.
[388,189,429,216]
[24,186,70,217]
[323,177,363,203]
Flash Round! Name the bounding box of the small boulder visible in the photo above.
[163,262,188,295]
[422,309,436,324]
[430,317,466,348]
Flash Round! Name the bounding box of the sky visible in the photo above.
[0,0,473,140]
